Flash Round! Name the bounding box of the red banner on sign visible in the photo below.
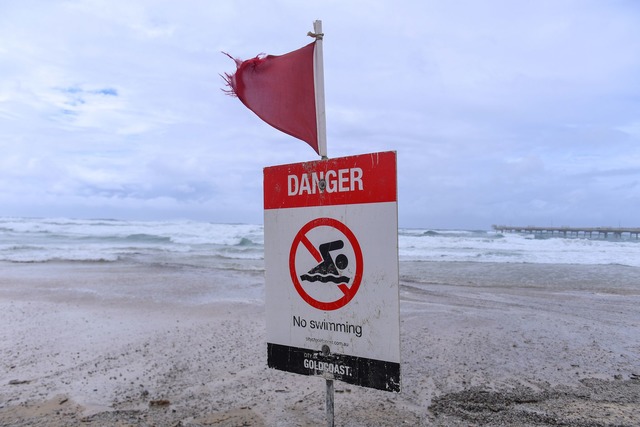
[264,151,397,210]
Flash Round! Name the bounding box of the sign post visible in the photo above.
[264,151,401,400]
[226,19,400,424]
[310,19,327,159]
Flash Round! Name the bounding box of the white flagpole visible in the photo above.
[311,20,328,159]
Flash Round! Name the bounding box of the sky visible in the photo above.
[1,0,639,229]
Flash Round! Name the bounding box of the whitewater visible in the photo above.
[1,217,639,267]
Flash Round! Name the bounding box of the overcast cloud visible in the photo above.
[1,0,639,229]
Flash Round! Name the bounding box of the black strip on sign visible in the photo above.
[267,343,400,392]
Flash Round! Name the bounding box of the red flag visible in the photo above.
[224,42,318,154]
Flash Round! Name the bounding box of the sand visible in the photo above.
[1,260,639,426]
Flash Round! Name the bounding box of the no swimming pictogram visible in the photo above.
[289,218,363,311]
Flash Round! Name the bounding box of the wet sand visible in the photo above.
[1,260,639,426]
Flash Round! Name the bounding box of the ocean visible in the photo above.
[2,217,640,267]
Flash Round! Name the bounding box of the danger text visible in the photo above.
[288,168,363,196]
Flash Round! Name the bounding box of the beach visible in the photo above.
[1,259,638,426]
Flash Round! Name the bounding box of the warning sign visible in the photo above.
[264,151,400,392]
[290,217,363,311]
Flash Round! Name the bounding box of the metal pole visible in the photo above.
[322,344,334,427]
[311,20,328,159]
[326,378,334,427]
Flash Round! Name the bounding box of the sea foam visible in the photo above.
[1,218,639,267]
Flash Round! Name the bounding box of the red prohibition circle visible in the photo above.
[289,217,363,311]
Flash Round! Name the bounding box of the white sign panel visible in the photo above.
[264,151,400,392]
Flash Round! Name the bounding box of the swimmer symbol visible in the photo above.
[300,240,350,284]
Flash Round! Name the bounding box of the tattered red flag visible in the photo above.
[223,42,318,154]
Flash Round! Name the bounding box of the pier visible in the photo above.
[492,225,640,239]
